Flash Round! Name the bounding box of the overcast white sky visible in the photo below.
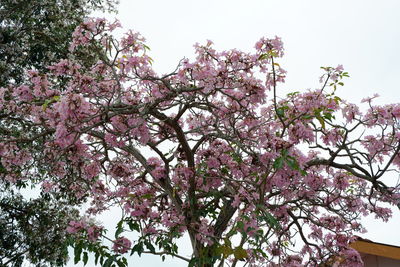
[69,0,400,266]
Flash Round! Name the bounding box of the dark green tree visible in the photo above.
[0,0,118,266]
[0,193,80,266]
[0,0,118,87]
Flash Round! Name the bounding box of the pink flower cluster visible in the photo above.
[66,220,103,242]
[112,237,132,254]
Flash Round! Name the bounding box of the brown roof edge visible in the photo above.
[350,239,400,260]
[353,237,400,249]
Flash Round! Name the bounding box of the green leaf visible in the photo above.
[132,242,144,256]
[42,95,61,111]
[287,91,300,97]
[144,240,156,253]
[286,158,299,170]
[229,151,243,163]
[276,107,285,118]
[95,251,100,265]
[236,221,245,230]
[233,247,248,260]
[188,257,199,267]
[117,259,126,267]
[258,248,269,258]
[334,96,342,104]
[74,244,82,264]
[42,100,50,111]
[172,243,178,253]
[215,244,233,258]
[103,258,113,267]
[273,157,284,170]
[224,238,232,247]
[264,212,280,230]
[221,167,229,174]
[115,225,124,239]
[316,115,326,129]
[324,113,333,121]
[141,193,153,199]
[128,221,140,232]
[281,148,288,158]
[83,252,88,266]
[258,53,269,60]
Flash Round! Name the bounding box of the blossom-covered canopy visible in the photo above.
[1,19,400,267]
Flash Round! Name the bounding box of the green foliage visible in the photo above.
[70,238,128,267]
[255,205,281,230]
[0,0,118,266]
[0,193,80,266]
[273,149,307,175]
[0,0,118,87]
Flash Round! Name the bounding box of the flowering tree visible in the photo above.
[1,18,400,267]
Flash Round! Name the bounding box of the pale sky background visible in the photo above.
[67,0,400,266]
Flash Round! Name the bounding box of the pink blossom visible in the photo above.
[66,220,87,234]
[339,248,363,267]
[41,180,56,193]
[112,237,132,254]
[87,225,103,242]
[335,64,344,72]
